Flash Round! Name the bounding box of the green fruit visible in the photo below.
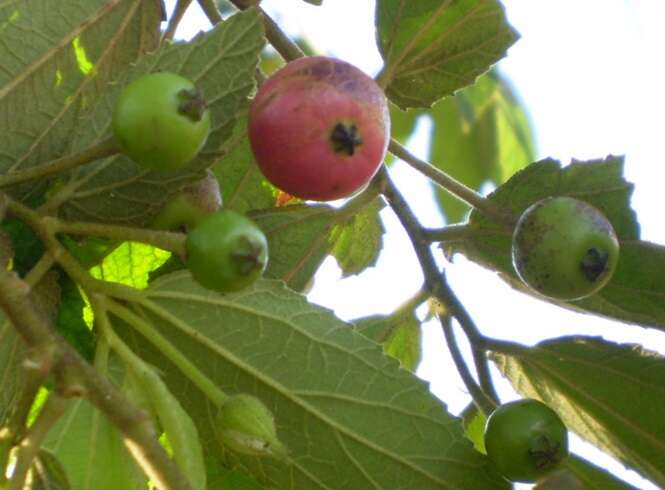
[512,196,619,300]
[484,399,569,483]
[112,72,211,170]
[150,170,222,231]
[185,210,267,292]
[216,394,287,459]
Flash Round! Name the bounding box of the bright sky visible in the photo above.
[167,1,665,488]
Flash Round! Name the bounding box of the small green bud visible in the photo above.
[216,394,287,459]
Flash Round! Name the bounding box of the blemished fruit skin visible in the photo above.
[484,399,569,483]
[512,196,619,301]
[112,72,211,171]
[248,56,390,201]
[185,210,267,292]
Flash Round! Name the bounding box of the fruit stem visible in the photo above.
[177,88,208,122]
[229,0,306,62]
[377,167,500,405]
[106,298,229,408]
[422,223,475,243]
[196,0,223,25]
[388,139,515,227]
[163,0,194,42]
[42,217,187,257]
[0,137,120,189]
[440,315,497,416]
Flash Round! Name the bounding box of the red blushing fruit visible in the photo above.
[248,56,390,201]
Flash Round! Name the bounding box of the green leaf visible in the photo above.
[116,274,509,489]
[0,0,163,202]
[491,336,665,486]
[2,218,43,275]
[89,242,170,289]
[330,198,385,277]
[253,197,385,291]
[58,9,265,226]
[44,399,146,490]
[55,275,95,361]
[460,404,486,454]
[454,157,665,330]
[214,113,276,214]
[253,204,337,291]
[376,0,518,109]
[29,449,71,490]
[429,70,535,223]
[355,312,422,371]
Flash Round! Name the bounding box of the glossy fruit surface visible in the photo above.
[185,210,267,292]
[112,72,211,170]
[484,399,569,483]
[248,56,390,201]
[512,196,619,301]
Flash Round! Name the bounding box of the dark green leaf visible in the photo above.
[376,0,518,109]
[116,274,509,489]
[491,336,665,486]
[55,275,95,361]
[2,218,43,276]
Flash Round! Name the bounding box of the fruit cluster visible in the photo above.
[111,57,390,294]
[111,60,618,483]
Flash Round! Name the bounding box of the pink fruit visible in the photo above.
[248,56,390,201]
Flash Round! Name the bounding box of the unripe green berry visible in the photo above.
[216,394,287,459]
[185,210,268,293]
[484,399,569,483]
[512,196,619,301]
[112,72,211,171]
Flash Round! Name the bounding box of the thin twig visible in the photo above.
[388,140,515,227]
[229,1,305,61]
[197,0,223,25]
[422,224,475,243]
[43,217,187,256]
[439,316,496,415]
[0,137,119,189]
[163,0,194,42]
[378,168,500,404]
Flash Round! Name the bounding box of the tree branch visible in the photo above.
[377,168,500,405]
[0,271,193,490]
[439,315,496,415]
